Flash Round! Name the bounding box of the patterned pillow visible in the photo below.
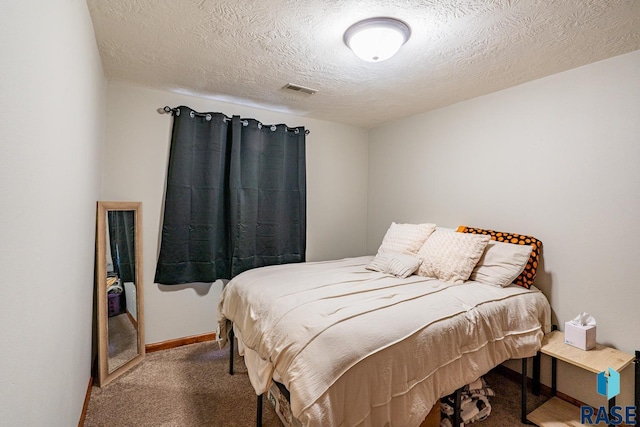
[457,226,542,289]
[416,229,491,284]
[376,222,436,256]
[366,253,422,278]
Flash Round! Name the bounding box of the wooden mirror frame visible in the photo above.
[96,201,145,387]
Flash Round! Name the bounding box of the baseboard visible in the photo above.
[145,332,216,353]
[494,364,587,408]
[78,374,93,427]
[78,356,98,426]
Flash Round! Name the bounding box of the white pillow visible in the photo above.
[470,240,533,287]
[377,222,436,256]
[417,229,490,283]
[366,253,422,278]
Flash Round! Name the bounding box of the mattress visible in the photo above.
[218,256,551,426]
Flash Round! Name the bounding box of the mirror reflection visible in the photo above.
[105,210,138,373]
[96,201,144,387]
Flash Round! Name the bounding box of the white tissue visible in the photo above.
[565,312,597,350]
[570,312,596,327]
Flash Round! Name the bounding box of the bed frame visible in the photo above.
[230,327,640,427]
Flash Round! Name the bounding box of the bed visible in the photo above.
[217,225,552,426]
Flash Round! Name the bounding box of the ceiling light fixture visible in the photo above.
[343,17,411,62]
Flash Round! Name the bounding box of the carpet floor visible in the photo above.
[84,341,547,426]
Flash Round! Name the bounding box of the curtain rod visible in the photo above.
[161,106,310,135]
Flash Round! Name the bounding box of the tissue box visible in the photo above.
[564,321,596,350]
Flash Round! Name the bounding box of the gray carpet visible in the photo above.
[86,341,281,427]
[84,341,547,426]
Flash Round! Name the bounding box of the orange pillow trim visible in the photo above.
[457,225,541,289]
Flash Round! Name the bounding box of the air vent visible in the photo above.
[283,83,318,95]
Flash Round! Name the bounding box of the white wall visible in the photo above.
[124,282,137,321]
[368,49,640,407]
[102,81,369,344]
[0,1,105,425]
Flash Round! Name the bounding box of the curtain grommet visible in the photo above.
[270,125,277,131]
[258,123,262,129]
[205,114,212,121]
[189,111,195,118]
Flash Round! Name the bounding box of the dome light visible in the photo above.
[343,17,411,62]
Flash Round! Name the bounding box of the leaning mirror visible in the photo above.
[96,201,144,387]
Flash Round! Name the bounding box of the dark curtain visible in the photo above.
[229,117,306,277]
[154,106,306,285]
[108,210,136,283]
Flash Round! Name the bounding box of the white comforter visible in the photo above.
[218,256,551,427]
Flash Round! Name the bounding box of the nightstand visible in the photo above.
[523,330,636,426]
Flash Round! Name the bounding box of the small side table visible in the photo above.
[523,330,636,426]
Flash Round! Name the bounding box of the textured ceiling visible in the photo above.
[87,0,640,128]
